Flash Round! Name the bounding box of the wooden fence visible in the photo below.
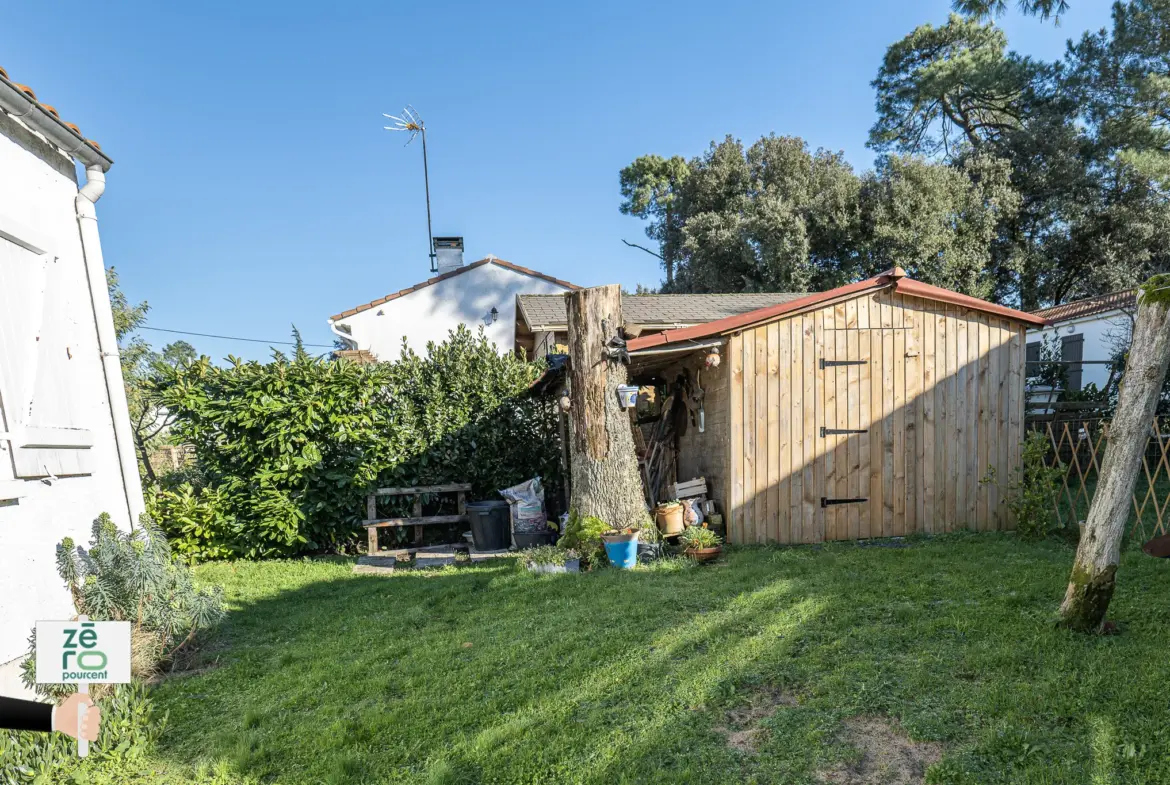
[1026,417,1170,541]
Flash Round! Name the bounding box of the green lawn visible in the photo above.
[136,534,1170,784]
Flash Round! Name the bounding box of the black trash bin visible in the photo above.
[466,500,510,551]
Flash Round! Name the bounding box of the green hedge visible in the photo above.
[151,327,562,558]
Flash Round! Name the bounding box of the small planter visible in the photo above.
[527,559,580,574]
[686,545,723,564]
[601,531,639,569]
[636,542,661,563]
[655,502,685,537]
[617,385,639,408]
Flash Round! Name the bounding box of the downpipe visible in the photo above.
[76,165,145,527]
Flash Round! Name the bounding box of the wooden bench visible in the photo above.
[364,483,471,555]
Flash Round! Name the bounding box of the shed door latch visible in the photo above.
[820,427,868,437]
[819,359,868,370]
[821,497,869,507]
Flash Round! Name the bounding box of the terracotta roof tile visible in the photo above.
[0,65,109,161]
[1032,289,1136,323]
[329,258,580,322]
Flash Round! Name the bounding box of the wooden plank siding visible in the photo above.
[723,289,1025,543]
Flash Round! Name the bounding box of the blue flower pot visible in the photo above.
[602,534,638,569]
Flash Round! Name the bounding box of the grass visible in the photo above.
[132,533,1170,784]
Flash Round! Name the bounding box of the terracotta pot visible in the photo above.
[686,545,722,563]
[655,503,685,536]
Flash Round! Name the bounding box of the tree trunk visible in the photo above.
[1058,280,1170,632]
[565,285,649,530]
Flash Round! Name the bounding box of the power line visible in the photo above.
[137,325,334,348]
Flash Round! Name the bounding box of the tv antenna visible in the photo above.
[384,105,437,272]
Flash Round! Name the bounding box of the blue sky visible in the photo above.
[2,0,1114,361]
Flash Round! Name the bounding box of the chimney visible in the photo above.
[433,236,464,274]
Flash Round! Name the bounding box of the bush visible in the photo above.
[152,326,563,558]
[21,514,226,695]
[1008,431,1065,540]
[2,516,222,783]
[559,513,609,568]
[679,524,722,550]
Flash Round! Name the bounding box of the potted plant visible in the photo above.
[655,500,685,537]
[679,524,723,563]
[524,546,579,574]
[601,527,641,569]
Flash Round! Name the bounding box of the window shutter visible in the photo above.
[1061,334,1084,392]
[0,236,93,479]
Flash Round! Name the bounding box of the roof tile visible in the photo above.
[1032,290,1136,323]
[0,66,108,160]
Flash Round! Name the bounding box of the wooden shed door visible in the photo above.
[818,318,913,542]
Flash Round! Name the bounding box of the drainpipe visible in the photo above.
[76,164,145,527]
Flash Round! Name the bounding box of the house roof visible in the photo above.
[1032,289,1137,324]
[517,292,805,331]
[329,258,580,321]
[0,64,112,169]
[627,270,1048,352]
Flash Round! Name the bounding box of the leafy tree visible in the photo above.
[107,267,198,483]
[619,155,690,285]
[869,16,1038,158]
[860,153,1020,297]
[953,0,1070,22]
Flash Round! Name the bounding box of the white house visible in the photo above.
[0,67,144,696]
[1028,290,1136,393]
[328,239,579,360]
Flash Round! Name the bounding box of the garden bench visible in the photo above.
[364,483,471,555]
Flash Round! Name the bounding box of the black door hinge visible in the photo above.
[819,359,868,370]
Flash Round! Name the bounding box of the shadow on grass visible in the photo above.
[151,534,1170,785]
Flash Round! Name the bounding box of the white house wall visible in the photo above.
[0,111,134,686]
[338,262,570,359]
[1027,309,1133,391]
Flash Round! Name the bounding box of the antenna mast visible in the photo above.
[384,105,437,273]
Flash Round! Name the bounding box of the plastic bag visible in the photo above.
[499,477,547,533]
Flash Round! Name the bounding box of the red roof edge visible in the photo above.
[627,274,1047,352]
[892,279,1048,327]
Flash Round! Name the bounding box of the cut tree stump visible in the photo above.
[564,285,650,530]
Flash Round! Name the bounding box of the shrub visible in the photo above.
[2,516,222,783]
[21,514,225,695]
[1008,431,1065,540]
[559,513,609,568]
[522,545,577,566]
[679,525,722,550]
[146,482,236,561]
[152,326,563,558]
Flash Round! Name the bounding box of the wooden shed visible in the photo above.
[626,269,1049,544]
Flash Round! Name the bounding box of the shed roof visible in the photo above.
[330,258,580,321]
[1032,289,1136,324]
[517,292,804,331]
[627,270,1048,352]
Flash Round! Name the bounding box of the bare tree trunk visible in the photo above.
[1059,281,1170,632]
[565,285,649,530]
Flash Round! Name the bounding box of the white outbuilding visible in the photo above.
[0,66,144,695]
[328,239,579,360]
